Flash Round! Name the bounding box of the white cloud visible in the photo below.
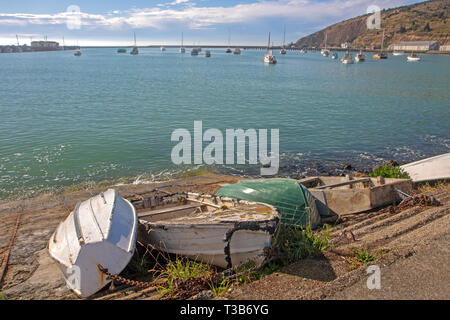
[0,0,414,30]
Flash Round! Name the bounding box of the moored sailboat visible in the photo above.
[130,32,139,55]
[264,32,277,64]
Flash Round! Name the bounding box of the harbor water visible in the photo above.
[0,48,449,199]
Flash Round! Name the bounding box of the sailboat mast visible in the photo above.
[16,34,20,47]
[134,32,137,46]
[268,32,271,50]
[181,32,184,47]
[283,26,286,47]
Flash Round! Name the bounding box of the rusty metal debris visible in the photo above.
[0,204,24,286]
[381,194,440,215]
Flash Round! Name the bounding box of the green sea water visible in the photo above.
[0,48,449,199]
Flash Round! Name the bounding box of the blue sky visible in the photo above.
[0,0,422,46]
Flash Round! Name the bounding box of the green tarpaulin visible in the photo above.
[216,178,321,228]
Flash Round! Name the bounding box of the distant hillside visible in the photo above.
[295,0,449,49]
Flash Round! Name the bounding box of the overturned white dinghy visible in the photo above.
[400,153,450,183]
[137,193,280,269]
[48,189,138,298]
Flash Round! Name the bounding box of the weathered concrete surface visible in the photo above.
[225,184,450,300]
[328,233,450,299]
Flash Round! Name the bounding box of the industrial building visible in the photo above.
[389,41,440,52]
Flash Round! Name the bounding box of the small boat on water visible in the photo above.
[264,32,277,64]
[191,48,199,56]
[331,52,338,59]
[393,51,405,56]
[136,192,280,269]
[226,48,232,53]
[341,52,354,64]
[205,50,211,57]
[160,46,166,52]
[234,48,241,55]
[321,33,329,57]
[400,153,450,183]
[373,29,387,60]
[180,32,185,53]
[300,48,307,54]
[280,26,287,54]
[74,48,82,56]
[48,189,138,298]
[407,52,421,61]
[117,48,127,54]
[130,32,139,55]
[355,50,365,62]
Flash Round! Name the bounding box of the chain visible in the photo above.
[97,264,166,289]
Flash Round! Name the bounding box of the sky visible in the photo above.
[0,0,423,46]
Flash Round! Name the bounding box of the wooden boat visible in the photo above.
[264,32,277,64]
[400,153,450,183]
[298,176,412,215]
[407,52,421,62]
[136,193,280,269]
[48,189,138,298]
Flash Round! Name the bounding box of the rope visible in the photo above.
[97,264,166,289]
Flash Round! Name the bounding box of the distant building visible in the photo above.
[341,42,352,49]
[389,41,440,52]
[31,41,60,51]
[439,44,450,52]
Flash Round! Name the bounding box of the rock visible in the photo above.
[386,160,399,167]
[343,163,352,170]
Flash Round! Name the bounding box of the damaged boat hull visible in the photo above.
[137,193,279,269]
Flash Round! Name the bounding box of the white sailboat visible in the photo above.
[130,32,139,55]
[48,189,138,298]
[321,33,330,57]
[264,32,277,64]
[280,26,287,54]
[341,51,354,64]
[179,32,185,53]
[393,51,405,56]
[355,50,365,62]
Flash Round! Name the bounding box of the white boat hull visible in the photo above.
[138,194,279,269]
[407,56,421,62]
[48,189,138,298]
[400,153,450,183]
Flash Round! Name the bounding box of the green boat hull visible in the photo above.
[216,178,321,228]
